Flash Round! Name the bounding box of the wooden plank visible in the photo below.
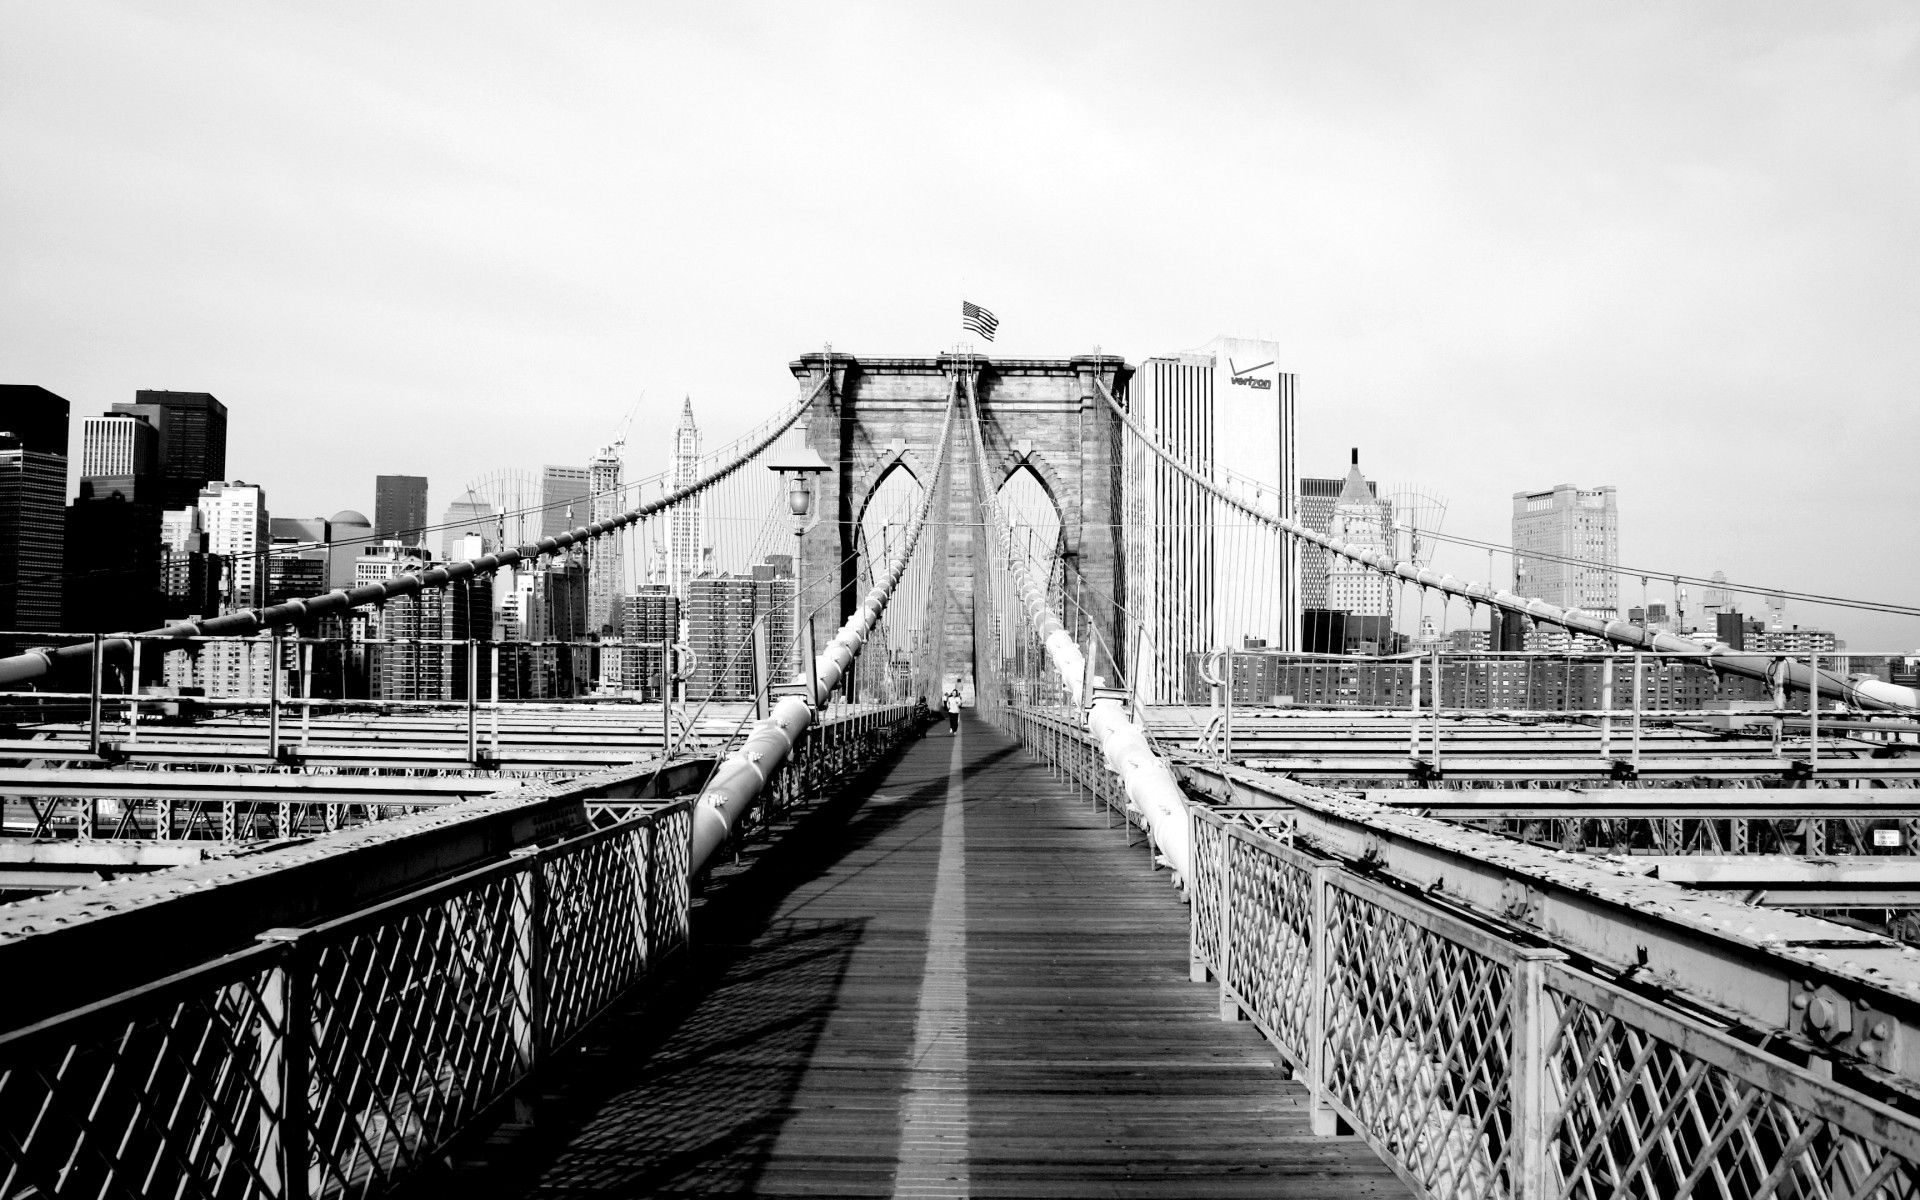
[440,716,1406,1197]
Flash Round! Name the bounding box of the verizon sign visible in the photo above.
[1227,357,1274,390]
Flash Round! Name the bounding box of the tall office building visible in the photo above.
[159,507,223,621]
[1324,452,1395,619]
[198,482,270,609]
[685,566,795,702]
[1122,338,1296,702]
[113,391,228,511]
[80,413,158,478]
[0,386,70,647]
[667,400,704,594]
[438,490,495,563]
[541,464,590,540]
[1512,484,1619,616]
[66,474,164,632]
[619,585,681,698]
[268,517,331,604]
[373,475,429,544]
[1298,475,1384,610]
[587,447,625,635]
[356,542,451,702]
[69,410,166,631]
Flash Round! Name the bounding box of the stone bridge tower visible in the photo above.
[788,352,1131,704]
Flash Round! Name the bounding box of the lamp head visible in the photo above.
[766,445,830,522]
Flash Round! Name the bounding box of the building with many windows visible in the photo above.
[0,386,69,649]
[587,447,624,636]
[113,391,227,511]
[619,585,681,698]
[1123,337,1296,703]
[373,475,429,544]
[541,464,589,541]
[1325,451,1394,620]
[1512,483,1618,616]
[685,565,794,702]
[80,412,157,478]
[667,399,704,594]
[197,481,270,610]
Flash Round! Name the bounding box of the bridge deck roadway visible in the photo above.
[440,715,1404,1198]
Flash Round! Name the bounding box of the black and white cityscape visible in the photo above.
[3,6,1918,1198]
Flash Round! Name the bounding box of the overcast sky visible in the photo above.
[4,2,1916,646]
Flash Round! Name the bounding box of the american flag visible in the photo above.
[961,300,999,342]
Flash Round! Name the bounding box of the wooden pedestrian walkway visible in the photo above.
[443,716,1406,1197]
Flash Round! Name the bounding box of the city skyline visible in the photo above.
[2,5,1915,646]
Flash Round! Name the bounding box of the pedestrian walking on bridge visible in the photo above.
[945,688,961,734]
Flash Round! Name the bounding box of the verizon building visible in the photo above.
[1123,336,1297,702]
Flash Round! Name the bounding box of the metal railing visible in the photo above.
[0,799,692,1200]
[1189,802,1920,1199]
[1003,702,1920,1196]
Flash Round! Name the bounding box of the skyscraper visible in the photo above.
[1298,475,1383,610]
[80,413,157,478]
[667,400,704,593]
[587,447,624,634]
[620,586,681,698]
[373,475,429,544]
[159,507,223,621]
[1324,451,1394,618]
[685,566,794,701]
[69,410,166,632]
[1121,337,1296,702]
[1512,484,1618,615]
[197,481,270,610]
[267,517,331,604]
[541,464,590,540]
[0,386,69,647]
[113,391,228,511]
[357,542,451,702]
[438,490,495,563]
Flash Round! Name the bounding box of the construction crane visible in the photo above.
[597,393,643,461]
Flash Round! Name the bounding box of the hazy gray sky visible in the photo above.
[4,2,1916,644]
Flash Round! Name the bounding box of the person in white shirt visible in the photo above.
[945,689,961,734]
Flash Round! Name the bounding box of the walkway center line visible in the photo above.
[892,727,969,1198]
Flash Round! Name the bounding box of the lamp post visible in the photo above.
[766,446,830,692]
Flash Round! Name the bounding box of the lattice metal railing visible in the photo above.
[1185,800,1920,1200]
[0,799,693,1200]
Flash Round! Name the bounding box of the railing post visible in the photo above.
[1407,654,1421,761]
[1307,863,1340,1137]
[1600,654,1614,758]
[510,847,548,1076]
[1631,651,1645,772]
[267,629,282,761]
[127,636,142,743]
[1809,652,1820,777]
[1509,947,1567,1200]
[1189,807,1210,984]
[1430,648,1443,774]
[490,643,502,758]
[1217,830,1239,1021]
[88,631,104,757]
[299,641,313,753]
[255,928,312,1200]
[1222,651,1234,765]
[466,639,479,765]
